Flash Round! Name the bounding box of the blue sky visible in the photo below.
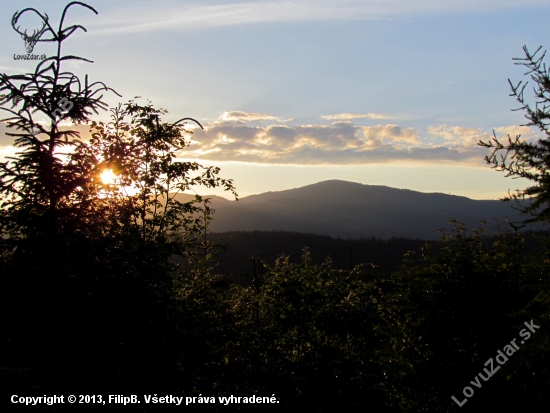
[2,0,550,199]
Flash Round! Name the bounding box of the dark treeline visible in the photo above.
[208,229,550,281]
[208,230,428,280]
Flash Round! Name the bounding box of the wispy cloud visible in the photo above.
[86,0,550,35]
[221,111,292,122]
[321,112,391,121]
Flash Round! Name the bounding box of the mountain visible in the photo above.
[175,180,541,240]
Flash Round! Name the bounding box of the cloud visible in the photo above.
[181,118,486,164]
[0,145,17,160]
[86,0,550,35]
[2,116,531,167]
[363,124,420,145]
[0,121,94,162]
[321,112,391,121]
[493,125,539,142]
[221,111,291,122]
[321,113,392,120]
[0,122,12,147]
[428,124,543,148]
[428,125,489,148]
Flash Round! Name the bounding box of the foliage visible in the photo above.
[387,219,549,411]
[170,222,549,412]
[186,251,423,412]
[72,100,238,267]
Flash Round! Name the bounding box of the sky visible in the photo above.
[2,0,550,199]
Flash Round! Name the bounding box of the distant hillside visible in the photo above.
[206,229,549,282]
[207,231,429,281]
[175,180,542,240]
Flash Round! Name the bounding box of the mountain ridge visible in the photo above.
[174,180,539,240]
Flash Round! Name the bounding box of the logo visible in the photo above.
[12,10,48,54]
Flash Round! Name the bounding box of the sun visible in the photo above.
[100,169,117,185]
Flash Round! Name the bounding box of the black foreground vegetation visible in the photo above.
[1,3,550,412]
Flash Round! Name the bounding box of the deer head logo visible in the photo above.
[12,11,48,54]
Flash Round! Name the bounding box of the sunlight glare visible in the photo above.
[100,169,117,185]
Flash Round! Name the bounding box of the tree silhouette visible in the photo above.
[0,1,237,395]
[480,45,550,223]
[1,2,116,255]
